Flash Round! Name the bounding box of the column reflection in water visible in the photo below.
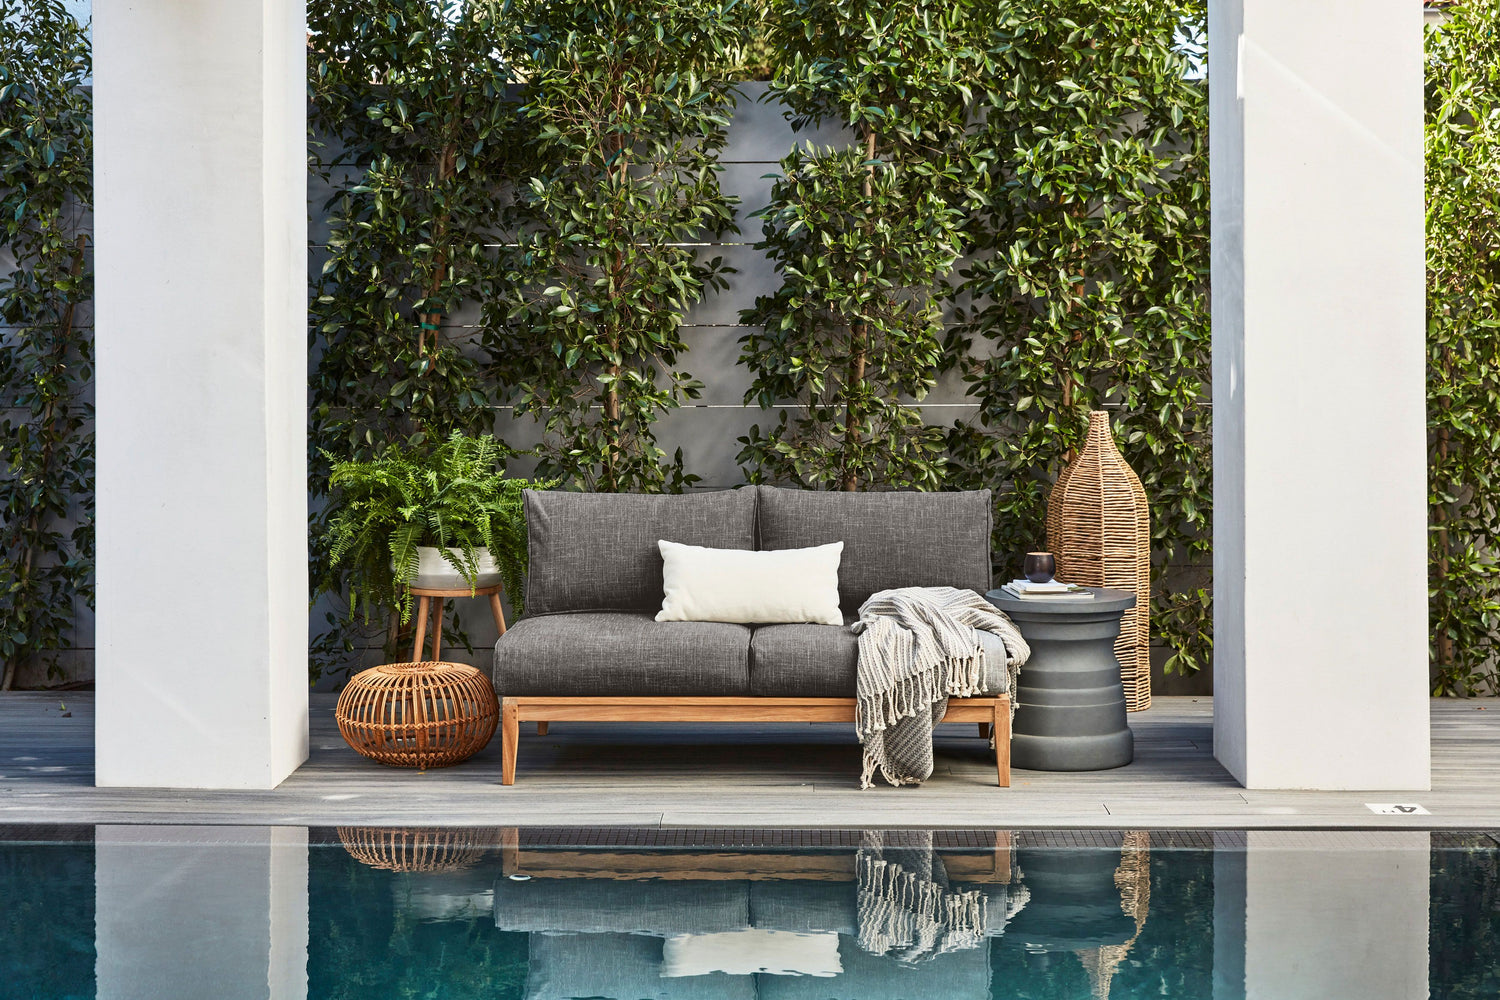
[1213,831,1430,1000]
[94,825,309,1000]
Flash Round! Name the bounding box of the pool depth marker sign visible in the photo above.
[1365,803,1430,815]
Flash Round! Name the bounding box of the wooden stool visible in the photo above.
[410,584,507,662]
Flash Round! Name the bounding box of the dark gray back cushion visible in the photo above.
[754,486,992,611]
[524,489,757,615]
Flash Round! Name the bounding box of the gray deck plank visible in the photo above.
[0,693,1496,829]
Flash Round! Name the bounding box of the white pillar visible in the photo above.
[1213,832,1429,1000]
[94,0,308,787]
[1210,0,1430,789]
[95,826,309,1000]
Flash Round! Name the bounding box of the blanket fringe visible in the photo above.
[856,849,986,961]
[854,587,1030,787]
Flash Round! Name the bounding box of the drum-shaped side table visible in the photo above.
[986,587,1137,771]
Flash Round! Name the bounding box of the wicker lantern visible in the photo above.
[1074,830,1152,999]
[1045,411,1151,711]
[336,660,499,767]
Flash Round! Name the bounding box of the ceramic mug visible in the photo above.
[1023,551,1056,584]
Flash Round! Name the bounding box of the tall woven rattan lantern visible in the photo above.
[1045,411,1152,711]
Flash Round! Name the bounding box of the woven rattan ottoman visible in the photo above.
[336,660,499,768]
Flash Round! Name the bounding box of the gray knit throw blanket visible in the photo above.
[853,587,1031,789]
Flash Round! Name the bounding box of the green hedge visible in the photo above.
[0,1,93,690]
[304,0,1216,680]
[8,1,1496,693]
[738,0,972,493]
[1427,0,1500,695]
[488,0,748,493]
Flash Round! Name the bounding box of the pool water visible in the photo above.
[2,827,1495,999]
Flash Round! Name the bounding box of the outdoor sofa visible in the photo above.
[492,486,1011,786]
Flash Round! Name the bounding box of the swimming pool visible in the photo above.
[2,827,1493,999]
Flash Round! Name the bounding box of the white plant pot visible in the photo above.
[403,545,503,591]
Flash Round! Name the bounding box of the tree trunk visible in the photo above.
[1060,371,1077,464]
[418,143,458,359]
[1434,422,1453,675]
[841,128,879,493]
[600,143,631,492]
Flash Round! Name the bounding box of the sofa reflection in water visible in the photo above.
[346,828,1154,1000]
[491,833,1035,1000]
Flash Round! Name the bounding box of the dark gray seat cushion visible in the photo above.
[749,880,855,935]
[757,934,991,1000]
[755,486,993,612]
[494,613,752,696]
[524,933,756,1000]
[495,878,751,936]
[749,622,1013,697]
[524,489,756,616]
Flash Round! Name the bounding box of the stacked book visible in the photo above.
[1000,580,1095,601]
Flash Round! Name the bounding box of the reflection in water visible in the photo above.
[336,825,501,873]
[3,827,1496,998]
[489,830,1024,999]
[1004,831,1152,999]
[0,835,94,1000]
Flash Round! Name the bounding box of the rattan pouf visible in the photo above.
[336,661,499,768]
[338,825,499,872]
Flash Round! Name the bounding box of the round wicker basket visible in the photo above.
[1045,411,1152,711]
[338,825,498,873]
[335,661,499,768]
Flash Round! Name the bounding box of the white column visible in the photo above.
[1210,0,1430,788]
[95,826,309,1000]
[1213,832,1429,1000]
[94,0,308,787]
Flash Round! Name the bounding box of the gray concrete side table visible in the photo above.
[985,587,1137,771]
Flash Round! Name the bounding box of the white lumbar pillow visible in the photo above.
[656,540,843,625]
[660,929,843,978]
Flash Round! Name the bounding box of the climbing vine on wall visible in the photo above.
[306,0,527,676]
[947,0,1212,673]
[0,1,93,690]
[1426,0,1500,695]
[485,0,748,492]
[738,0,975,492]
[308,0,523,474]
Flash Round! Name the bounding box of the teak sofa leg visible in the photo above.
[994,700,1010,788]
[536,721,548,736]
[501,700,519,785]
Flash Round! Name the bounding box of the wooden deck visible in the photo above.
[1,693,1497,828]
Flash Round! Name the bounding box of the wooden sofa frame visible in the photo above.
[498,695,1011,788]
[495,829,1015,883]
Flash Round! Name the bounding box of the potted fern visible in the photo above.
[323,433,552,623]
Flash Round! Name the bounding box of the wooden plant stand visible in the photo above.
[498,695,1011,788]
[410,583,507,662]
